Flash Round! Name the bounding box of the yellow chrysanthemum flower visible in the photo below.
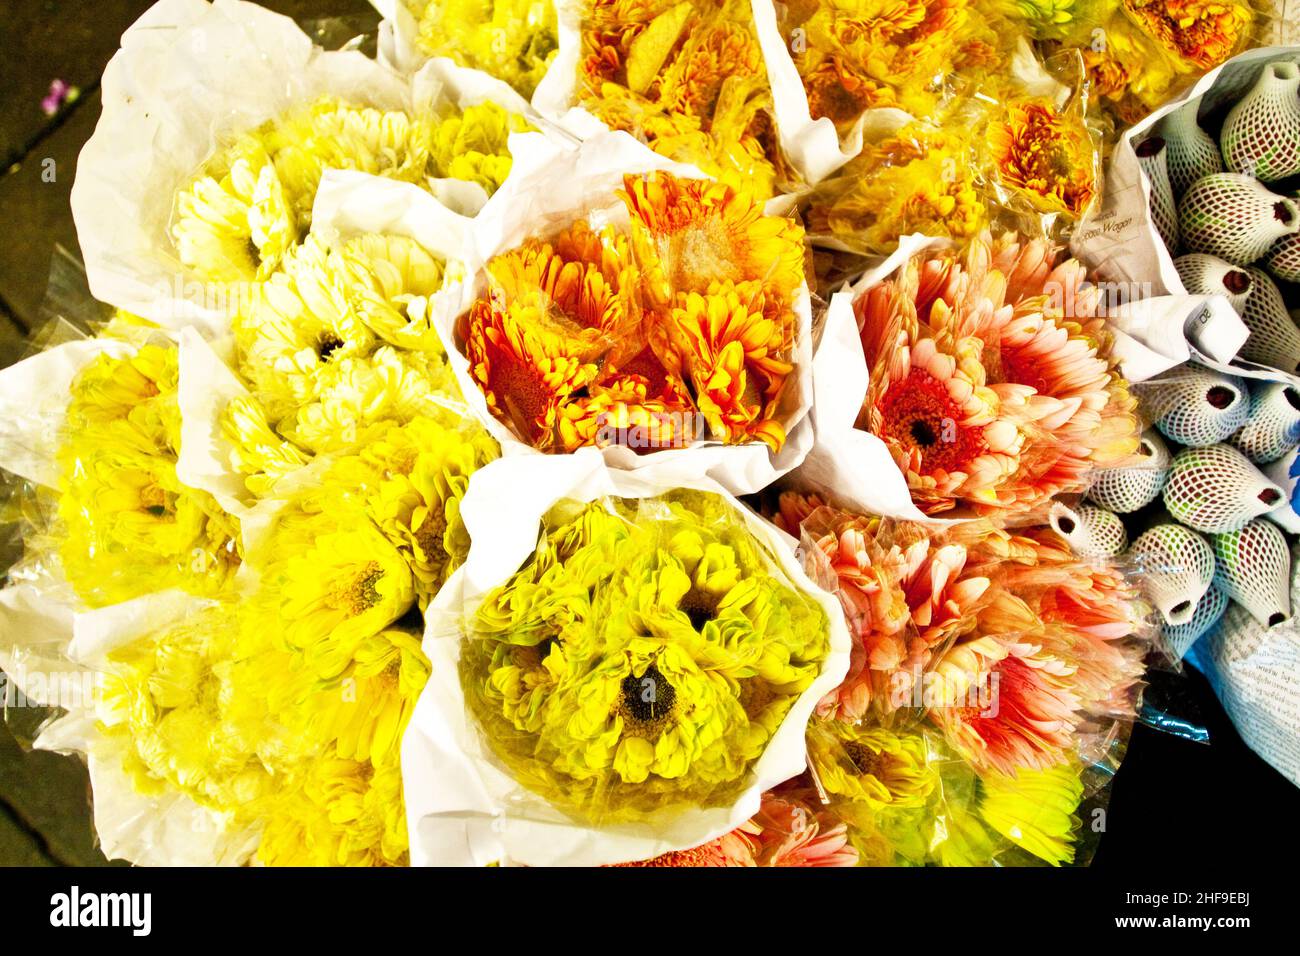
[173,96,526,284]
[667,280,795,450]
[362,415,500,605]
[57,345,241,607]
[99,605,269,812]
[621,171,806,303]
[462,491,830,822]
[987,97,1097,219]
[250,493,416,681]
[408,0,559,99]
[580,0,784,197]
[782,0,980,126]
[807,124,986,254]
[808,722,939,808]
[222,231,465,493]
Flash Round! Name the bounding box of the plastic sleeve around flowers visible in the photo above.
[772,498,1154,865]
[403,449,850,866]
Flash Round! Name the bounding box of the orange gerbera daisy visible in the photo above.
[928,626,1082,776]
[465,224,639,447]
[978,527,1146,717]
[987,97,1096,219]
[777,495,991,720]
[855,235,1138,516]
[860,325,1023,514]
[464,293,604,448]
[612,788,858,867]
[620,172,806,303]
[928,521,1146,774]
[555,374,694,453]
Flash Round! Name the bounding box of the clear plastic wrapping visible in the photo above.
[402,451,850,866]
[741,491,1154,866]
[801,231,1141,522]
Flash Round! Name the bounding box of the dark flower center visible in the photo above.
[318,334,344,361]
[621,664,675,725]
[680,588,719,631]
[910,419,938,447]
[843,741,881,777]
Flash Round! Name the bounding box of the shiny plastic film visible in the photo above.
[808,232,1140,522]
[403,453,850,866]
[757,491,1153,866]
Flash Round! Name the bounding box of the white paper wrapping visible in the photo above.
[172,169,480,513]
[433,128,816,496]
[0,338,135,489]
[403,449,851,866]
[1071,46,1300,381]
[0,580,258,866]
[73,0,541,335]
[793,234,961,522]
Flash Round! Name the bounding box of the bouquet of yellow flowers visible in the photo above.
[402,452,849,865]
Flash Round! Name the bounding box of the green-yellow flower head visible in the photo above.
[461,490,831,822]
[408,0,559,99]
[57,344,241,607]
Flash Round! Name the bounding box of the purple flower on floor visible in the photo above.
[41,79,79,116]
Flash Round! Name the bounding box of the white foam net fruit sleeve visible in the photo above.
[1178,173,1300,266]
[1238,266,1300,373]
[1087,430,1172,513]
[1159,99,1225,198]
[1230,380,1300,464]
[1050,502,1128,558]
[1266,230,1300,284]
[1212,518,1294,627]
[1130,523,1218,626]
[1163,443,1286,533]
[1162,584,1229,661]
[1174,253,1254,313]
[1220,61,1300,183]
[1138,137,1181,254]
[1138,364,1249,447]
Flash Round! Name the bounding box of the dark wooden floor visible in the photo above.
[0,0,378,868]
